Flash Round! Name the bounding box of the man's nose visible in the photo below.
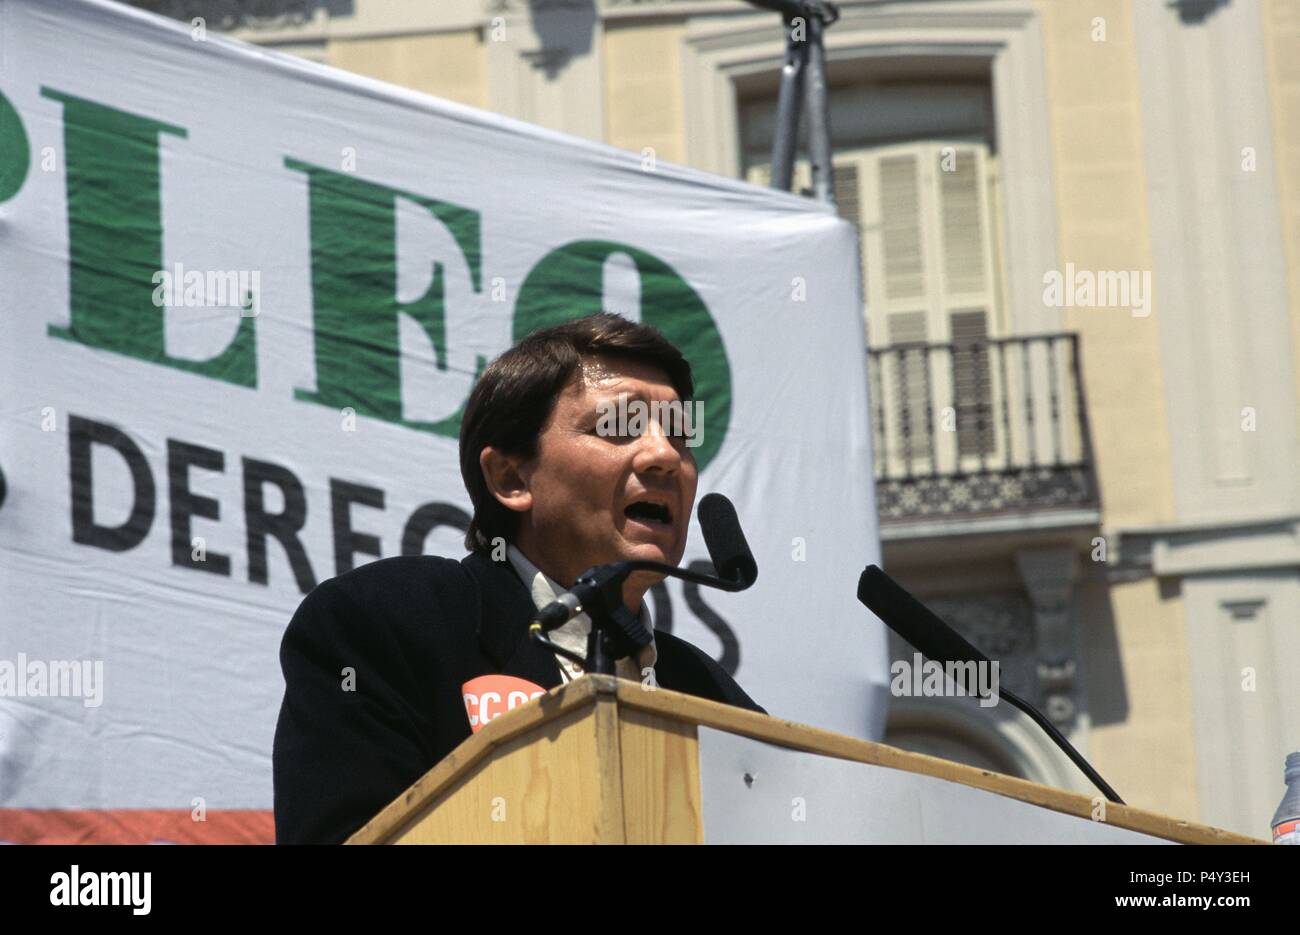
[633,417,682,474]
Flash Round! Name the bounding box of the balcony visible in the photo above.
[868,333,1099,525]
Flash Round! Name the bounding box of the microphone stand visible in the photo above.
[530,559,749,677]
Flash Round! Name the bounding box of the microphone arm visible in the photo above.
[534,558,749,629]
[996,686,1124,805]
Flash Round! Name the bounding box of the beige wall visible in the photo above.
[1262,0,1300,441]
[327,31,487,110]
[1032,0,1205,821]
[1080,577,1199,820]
[602,20,688,164]
[1033,0,1176,531]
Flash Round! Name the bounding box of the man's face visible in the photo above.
[513,354,699,589]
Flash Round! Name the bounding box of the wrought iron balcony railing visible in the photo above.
[868,333,1098,522]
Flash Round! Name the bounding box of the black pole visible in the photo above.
[804,11,834,205]
[752,1,839,203]
[771,18,807,192]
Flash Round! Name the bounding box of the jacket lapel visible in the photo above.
[463,550,564,690]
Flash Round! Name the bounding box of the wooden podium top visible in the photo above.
[347,675,1263,844]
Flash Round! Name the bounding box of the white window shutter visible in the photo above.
[949,310,994,458]
[884,311,930,464]
[831,160,868,313]
[878,153,926,302]
[938,147,987,297]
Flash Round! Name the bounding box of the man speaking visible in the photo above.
[272,313,765,844]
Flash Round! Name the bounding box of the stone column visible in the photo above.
[1015,546,1081,733]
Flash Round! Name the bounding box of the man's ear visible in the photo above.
[479,446,533,515]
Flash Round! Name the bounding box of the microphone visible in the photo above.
[532,591,584,633]
[857,563,1125,805]
[698,493,757,587]
[857,565,988,669]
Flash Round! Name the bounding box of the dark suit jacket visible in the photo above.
[272,550,766,844]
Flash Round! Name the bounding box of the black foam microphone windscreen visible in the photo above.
[697,493,757,587]
[857,564,989,665]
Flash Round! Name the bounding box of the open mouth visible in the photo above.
[623,500,673,526]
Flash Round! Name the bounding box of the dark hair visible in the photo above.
[459,313,694,554]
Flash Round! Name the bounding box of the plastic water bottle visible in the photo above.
[1272,752,1300,844]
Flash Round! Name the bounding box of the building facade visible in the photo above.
[132,0,1300,838]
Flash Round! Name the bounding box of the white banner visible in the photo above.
[0,0,886,842]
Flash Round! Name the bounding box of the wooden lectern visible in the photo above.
[346,675,1263,844]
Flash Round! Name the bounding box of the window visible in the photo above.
[749,141,1007,473]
